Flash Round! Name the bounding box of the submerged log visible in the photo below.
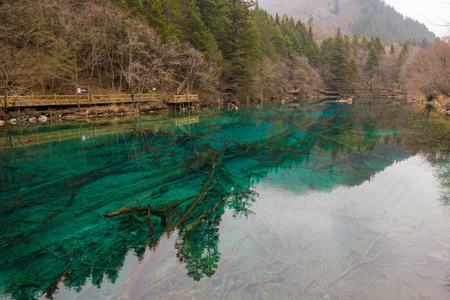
[104,206,166,218]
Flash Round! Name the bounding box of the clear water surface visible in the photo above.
[1,103,449,299]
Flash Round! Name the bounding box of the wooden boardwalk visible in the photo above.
[4,93,198,108]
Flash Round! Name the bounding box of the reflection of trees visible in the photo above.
[409,116,450,163]
[103,157,257,282]
[0,104,439,299]
[412,115,450,205]
[435,162,450,207]
[410,113,450,290]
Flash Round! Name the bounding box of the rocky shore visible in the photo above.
[410,100,450,116]
[0,103,169,126]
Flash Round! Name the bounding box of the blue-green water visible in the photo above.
[1,104,449,299]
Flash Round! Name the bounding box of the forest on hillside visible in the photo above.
[257,0,436,45]
[352,0,436,44]
[0,0,449,108]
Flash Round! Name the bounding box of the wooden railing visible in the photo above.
[4,93,168,108]
[169,94,199,104]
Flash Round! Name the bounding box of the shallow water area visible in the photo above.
[0,103,449,299]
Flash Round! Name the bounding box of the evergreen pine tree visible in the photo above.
[320,37,334,66]
[290,20,306,56]
[197,0,230,41]
[298,22,320,66]
[275,13,280,25]
[218,0,261,91]
[128,0,144,15]
[361,35,368,47]
[252,7,277,57]
[390,43,395,55]
[279,16,297,58]
[196,0,219,29]
[347,56,358,87]
[329,28,348,90]
[351,33,359,57]
[118,0,128,9]
[182,0,215,53]
[402,41,409,55]
[398,48,406,65]
[419,38,430,48]
[370,36,385,55]
[364,44,380,72]
[142,0,168,38]
[161,0,184,44]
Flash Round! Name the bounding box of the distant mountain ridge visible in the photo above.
[257,0,436,44]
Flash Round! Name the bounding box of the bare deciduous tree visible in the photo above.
[181,46,220,95]
[116,19,179,107]
[403,40,450,101]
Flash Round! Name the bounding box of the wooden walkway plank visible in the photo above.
[4,93,197,108]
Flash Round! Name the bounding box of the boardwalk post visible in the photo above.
[5,94,8,108]
[54,94,57,105]
[32,94,35,105]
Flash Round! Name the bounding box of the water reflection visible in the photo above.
[0,104,448,299]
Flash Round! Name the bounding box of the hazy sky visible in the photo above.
[383,0,449,37]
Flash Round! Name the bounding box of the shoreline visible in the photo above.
[0,103,171,126]
[1,99,449,126]
[410,100,450,116]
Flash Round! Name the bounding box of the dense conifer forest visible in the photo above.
[0,0,449,108]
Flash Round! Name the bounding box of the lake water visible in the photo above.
[0,103,449,299]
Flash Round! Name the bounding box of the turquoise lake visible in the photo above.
[1,103,449,299]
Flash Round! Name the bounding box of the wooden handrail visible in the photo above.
[170,94,198,104]
[3,93,198,108]
[3,93,191,108]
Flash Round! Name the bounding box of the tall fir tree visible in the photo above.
[329,27,348,90]
[348,56,358,87]
[252,6,277,58]
[182,0,216,54]
[161,0,184,44]
[351,33,359,57]
[320,37,334,66]
[118,0,128,9]
[364,44,380,72]
[271,25,288,57]
[130,0,144,15]
[218,0,261,91]
[398,48,406,65]
[370,36,385,55]
[142,0,168,38]
[196,0,229,40]
[390,43,395,55]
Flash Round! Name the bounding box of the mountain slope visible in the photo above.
[257,0,436,43]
